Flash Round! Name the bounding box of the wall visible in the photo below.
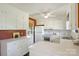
[37,18,66,29]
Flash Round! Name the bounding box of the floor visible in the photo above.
[29,40,79,56]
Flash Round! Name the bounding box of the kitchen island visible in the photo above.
[0,36,29,56]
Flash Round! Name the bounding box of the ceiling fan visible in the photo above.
[30,9,54,18]
[41,12,50,18]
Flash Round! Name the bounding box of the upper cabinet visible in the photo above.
[0,12,17,29]
[0,5,29,30]
[17,14,29,30]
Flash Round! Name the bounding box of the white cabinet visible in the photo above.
[0,19,17,30]
[7,39,28,56]
[6,19,17,29]
[0,19,4,29]
[17,19,25,29]
[16,16,24,29]
[0,5,29,30]
[0,16,28,30]
[27,34,34,46]
[0,37,29,56]
[35,26,44,43]
[0,11,17,29]
[16,14,29,30]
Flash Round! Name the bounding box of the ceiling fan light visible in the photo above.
[44,15,48,18]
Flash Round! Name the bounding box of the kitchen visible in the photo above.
[0,3,79,56]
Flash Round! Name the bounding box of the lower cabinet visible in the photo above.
[0,38,29,56]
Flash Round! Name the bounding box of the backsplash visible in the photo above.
[0,30,26,40]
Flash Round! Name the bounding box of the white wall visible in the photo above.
[0,4,29,30]
[37,18,66,29]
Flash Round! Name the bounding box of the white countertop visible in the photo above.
[0,36,27,43]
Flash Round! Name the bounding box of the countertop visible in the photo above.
[0,36,27,43]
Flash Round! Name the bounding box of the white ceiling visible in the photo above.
[1,3,70,19]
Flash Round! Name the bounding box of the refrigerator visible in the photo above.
[35,25,44,43]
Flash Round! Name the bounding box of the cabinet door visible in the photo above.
[17,18,24,29]
[7,39,28,56]
[0,19,17,30]
[16,14,29,30]
[0,19,5,29]
[6,19,17,29]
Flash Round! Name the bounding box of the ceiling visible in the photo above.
[8,3,70,19]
